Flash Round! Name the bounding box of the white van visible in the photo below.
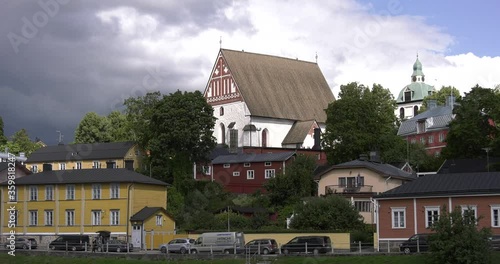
[190,232,245,254]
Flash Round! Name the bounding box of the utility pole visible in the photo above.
[482,147,492,172]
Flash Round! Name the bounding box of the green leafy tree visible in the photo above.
[124,91,162,150]
[323,82,399,164]
[0,116,7,147]
[264,154,317,207]
[443,85,500,159]
[107,111,133,142]
[74,112,112,143]
[166,186,185,223]
[290,196,364,231]
[5,129,41,156]
[420,86,461,112]
[214,211,251,230]
[148,90,216,183]
[429,206,492,264]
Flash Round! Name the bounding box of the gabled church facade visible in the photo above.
[394,56,436,120]
[203,49,335,149]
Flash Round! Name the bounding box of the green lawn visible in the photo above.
[2,252,500,264]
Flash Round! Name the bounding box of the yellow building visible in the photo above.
[25,141,143,173]
[0,167,175,250]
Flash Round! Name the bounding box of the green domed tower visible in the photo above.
[395,55,435,120]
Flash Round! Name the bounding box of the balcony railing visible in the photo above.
[325,185,373,194]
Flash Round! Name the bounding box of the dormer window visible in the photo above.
[417,120,426,134]
[404,91,412,102]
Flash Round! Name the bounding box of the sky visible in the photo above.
[1,0,499,145]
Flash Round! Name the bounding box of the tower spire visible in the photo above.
[219,36,222,49]
[315,52,318,63]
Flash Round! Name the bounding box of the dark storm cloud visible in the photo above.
[0,0,253,145]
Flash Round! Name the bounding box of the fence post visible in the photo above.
[85,242,87,252]
[258,242,261,255]
[331,242,334,254]
[66,241,68,251]
[305,242,308,254]
[278,243,281,255]
[417,237,420,253]
[210,245,213,255]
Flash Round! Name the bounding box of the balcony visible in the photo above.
[325,185,373,194]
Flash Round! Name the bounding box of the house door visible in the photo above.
[132,224,142,248]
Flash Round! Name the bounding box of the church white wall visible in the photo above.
[395,102,423,120]
[213,101,250,146]
[250,117,294,148]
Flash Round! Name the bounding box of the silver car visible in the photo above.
[159,238,195,254]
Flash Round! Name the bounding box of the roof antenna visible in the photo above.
[315,52,318,63]
[56,131,64,145]
[219,36,222,49]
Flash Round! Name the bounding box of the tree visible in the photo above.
[148,90,216,183]
[419,86,461,112]
[323,82,400,164]
[123,91,162,150]
[443,85,500,159]
[429,206,491,264]
[0,116,7,147]
[5,129,41,156]
[107,111,133,142]
[290,196,364,231]
[264,154,317,207]
[74,112,112,143]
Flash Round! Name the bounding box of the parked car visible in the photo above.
[280,236,331,255]
[244,239,278,254]
[98,239,133,252]
[4,237,37,249]
[190,232,246,254]
[159,238,195,254]
[399,234,430,254]
[49,235,90,251]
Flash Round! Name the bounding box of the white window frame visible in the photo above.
[247,170,255,180]
[439,133,445,142]
[29,210,38,226]
[29,186,38,201]
[110,183,120,199]
[156,215,163,226]
[110,210,120,225]
[92,184,101,199]
[461,205,478,219]
[45,185,54,201]
[428,135,434,144]
[45,210,53,226]
[223,164,230,168]
[76,162,82,169]
[233,171,240,177]
[491,205,500,228]
[264,162,272,166]
[425,206,440,228]
[264,169,275,179]
[244,163,251,167]
[59,163,66,170]
[66,185,75,200]
[66,210,75,226]
[32,165,38,173]
[202,166,211,175]
[391,207,406,229]
[91,210,102,226]
[93,161,100,169]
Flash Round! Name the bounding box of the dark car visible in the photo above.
[244,239,278,255]
[281,236,331,255]
[98,239,133,252]
[159,238,195,254]
[49,235,90,251]
[399,234,430,254]
[4,237,37,249]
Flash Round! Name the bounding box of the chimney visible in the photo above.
[427,99,437,109]
[369,151,381,163]
[43,163,52,171]
[446,95,455,108]
[312,128,321,150]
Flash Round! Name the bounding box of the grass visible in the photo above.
[1,252,500,264]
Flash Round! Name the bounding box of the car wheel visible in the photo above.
[313,248,319,255]
[224,249,231,254]
[190,249,198,254]
[97,246,102,252]
[71,246,77,251]
[50,245,56,250]
[160,247,167,253]
[403,247,411,254]
[116,247,121,253]
[180,247,187,254]
[262,248,269,255]
[283,249,289,255]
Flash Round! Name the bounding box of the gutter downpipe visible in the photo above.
[126,183,134,252]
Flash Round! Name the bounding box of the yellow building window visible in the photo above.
[29,186,38,201]
[92,184,102,199]
[156,215,163,226]
[66,210,75,226]
[45,185,54,200]
[91,210,102,226]
[110,210,119,225]
[29,210,38,226]
[44,210,53,226]
[110,183,120,199]
[66,185,75,200]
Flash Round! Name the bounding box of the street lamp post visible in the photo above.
[482,147,492,172]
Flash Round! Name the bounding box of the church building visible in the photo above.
[395,56,435,120]
[203,49,335,150]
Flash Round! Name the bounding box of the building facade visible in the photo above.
[0,167,174,250]
[25,141,143,173]
[395,56,436,120]
[204,49,335,149]
[316,155,415,225]
[374,172,500,250]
